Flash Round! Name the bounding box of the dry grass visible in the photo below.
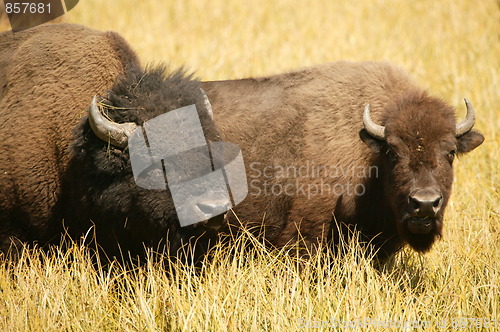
[1,0,499,330]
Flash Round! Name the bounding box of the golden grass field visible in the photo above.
[1,0,499,330]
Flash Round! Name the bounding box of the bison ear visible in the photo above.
[359,129,384,153]
[457,130,484,154]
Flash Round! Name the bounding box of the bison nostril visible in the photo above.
[409,190,442,216]
[410,197,421,211]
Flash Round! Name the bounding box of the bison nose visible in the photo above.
[409,189,442,217]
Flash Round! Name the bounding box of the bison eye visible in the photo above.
[447,149,456,162]
[386,149,399,163]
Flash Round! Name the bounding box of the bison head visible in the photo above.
[67,65,226,258]
[360,93,484,252]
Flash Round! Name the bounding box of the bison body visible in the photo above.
[1,24,138,252]
[202,61,484,258]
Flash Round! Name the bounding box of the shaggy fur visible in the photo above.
[0,24,220,260]
[63,65,222,259]
[202,61,484,259]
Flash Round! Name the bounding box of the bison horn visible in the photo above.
[363,104,386,141]
[455,98,476,137]
[88,96,137,148]
[200,88,214,120]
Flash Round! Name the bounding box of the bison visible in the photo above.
[65,60,485,261]
[0,24,225,260]
[201,61,484,259]
[0,23,484,262]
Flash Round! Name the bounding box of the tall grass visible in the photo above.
[0,230,497,330]
[1,0,499,330]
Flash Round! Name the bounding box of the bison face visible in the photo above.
[360,97,484,252]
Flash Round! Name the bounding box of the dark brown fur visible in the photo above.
[202,62,484,259]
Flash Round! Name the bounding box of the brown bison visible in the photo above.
[0,24,484,261]
[0,24,224,260]
[201,61,484,258]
